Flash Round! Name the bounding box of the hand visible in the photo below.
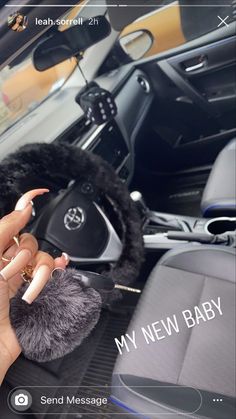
[0,189,69,383]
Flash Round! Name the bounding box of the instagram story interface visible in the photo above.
[0,1,235,418]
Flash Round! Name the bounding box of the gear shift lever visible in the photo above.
[130,191,183,231]
[130,191,149,219]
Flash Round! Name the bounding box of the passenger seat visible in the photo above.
[201,139,236,217]
[111,244,236,418]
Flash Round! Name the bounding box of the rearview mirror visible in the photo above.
[33,15,111,71]
[119,30,153,60]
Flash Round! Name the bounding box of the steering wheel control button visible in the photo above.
[80,182,94,195]
[64,207,85,231]
[10,389,33,412]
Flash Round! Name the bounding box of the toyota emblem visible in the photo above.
[64,207,85,231]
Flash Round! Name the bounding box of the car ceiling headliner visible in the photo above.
[0,0,79,70]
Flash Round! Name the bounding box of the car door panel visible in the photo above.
[168,36,236,121]
[138,34,236,170]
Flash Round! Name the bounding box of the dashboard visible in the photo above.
[86,123,130,181]
[0,66,153,183]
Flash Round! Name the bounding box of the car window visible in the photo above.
[118,0,235,61]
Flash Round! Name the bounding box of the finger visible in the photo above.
[22,251,54,304]
[54,252,70,269]
[2,233,39,297]
[0,189,49,255]
[1,243,17,267]
[2,233,38,262]
[0,248,32,282]
[0,210,32,256]
[15,233,38,258]
[1,238,16,256]
[0,279,10,323]
[0,233,39,282]
[14,188,49,211]
[1,242,25,295]
[7,252,69,299]
[8,275,24,299]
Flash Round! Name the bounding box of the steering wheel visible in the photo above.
[0,143,144,287]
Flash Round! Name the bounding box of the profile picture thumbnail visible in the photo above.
[8,11,28,32]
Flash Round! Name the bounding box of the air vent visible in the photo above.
[136,75,150,93]
[57,117,92,145]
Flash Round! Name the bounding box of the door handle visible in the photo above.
[185,61,205,72]
[183,55,207,73]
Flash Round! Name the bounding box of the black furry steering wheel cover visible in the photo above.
[0,143,144,289]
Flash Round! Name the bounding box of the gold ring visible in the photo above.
[21,265,34,283]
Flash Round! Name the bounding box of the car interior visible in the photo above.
[0,1,235,418]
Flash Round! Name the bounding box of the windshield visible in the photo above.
[0,0,233,137]
[0,57,76,136]
[0,1,90,137]
[0,0,111,137]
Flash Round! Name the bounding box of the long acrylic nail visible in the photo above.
[0,249,32,281]
[62,252,70,265]
[22,265,51,304]
[15,189,49,211]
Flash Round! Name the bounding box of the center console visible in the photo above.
[204,217,236,235]
[131,191,236,250]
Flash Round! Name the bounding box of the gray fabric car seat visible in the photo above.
[111,245,236,418]
[201,139,236,217]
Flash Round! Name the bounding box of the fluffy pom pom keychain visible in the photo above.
[2,187,142,363]
[10,268,115,362]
